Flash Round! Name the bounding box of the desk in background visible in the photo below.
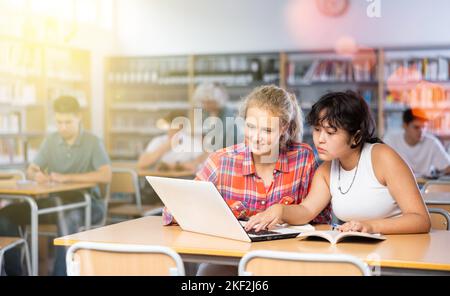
[0,180,96,275]
[112,161,196,178]
[55,216,450,276]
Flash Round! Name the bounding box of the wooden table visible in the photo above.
[0,180,96,275]
[55,216,450,275]
[112,161,196,178]
[0,173,16,180]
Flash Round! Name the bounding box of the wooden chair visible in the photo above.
[422,181,450,194]
[66,242,185,276]
[0,237,31,276]
[428,208,450,231]
[108,168,163,222]
[423,180,450,217]
[238,250,371,276]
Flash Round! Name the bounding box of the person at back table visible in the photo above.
[192,82,243,150]
[137,110,204,172]
[246,91,431,235]
[163,85,332,275]
[383,108,450,178]
[0,95,111,276]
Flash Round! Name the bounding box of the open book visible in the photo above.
[297,231,386,245]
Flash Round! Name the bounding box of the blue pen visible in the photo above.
[331,223,340,231]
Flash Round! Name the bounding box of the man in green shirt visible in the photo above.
[0,96,111,276]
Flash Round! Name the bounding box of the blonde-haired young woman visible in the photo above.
[163,85,330,275]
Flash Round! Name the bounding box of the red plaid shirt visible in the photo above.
[162,142,332,225]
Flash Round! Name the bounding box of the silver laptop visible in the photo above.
[146,176,301,242]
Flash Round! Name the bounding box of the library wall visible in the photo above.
[115,0,450,55]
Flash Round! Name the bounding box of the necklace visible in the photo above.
[338,154,361,195]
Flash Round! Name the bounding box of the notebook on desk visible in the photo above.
[146,176,305,242]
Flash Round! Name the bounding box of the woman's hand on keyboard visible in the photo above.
[244,204,284,232]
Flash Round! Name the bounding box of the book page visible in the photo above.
[298,231,386,245]
[297,231,336,244]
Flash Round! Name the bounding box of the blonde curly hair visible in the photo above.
[239,85,303,149]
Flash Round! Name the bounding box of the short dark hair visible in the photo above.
[403,108,428,124]
[53,96,80,114]
[306,90,382,149]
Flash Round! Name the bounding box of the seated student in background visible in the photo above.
[384,108,450,178]
[163,85,331,275]
[245,91,431,235]
[137,110,204,171]
[192,82,243,150]
[0,95,111,276]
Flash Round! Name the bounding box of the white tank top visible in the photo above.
[330,143,402,222]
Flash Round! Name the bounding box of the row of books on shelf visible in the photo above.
[0,113,20,133]
[287,60,376,85]
[110,58,188,75]
[428,113,450,136]
[0,82,88,107]
[385,57,450,82]
[0,41,42,78]
[107,72,278,86]
[0,81,37,105]
[111,114,160,133]
[0,139,31,165]
[44,47,87,82]
[386,87,450,109]
[194,74,273,86]
[110,127,163,135]
[384,104,450,136]
[195,56,279,74]
[111,139,148,159]
[47,87,88,108]
[0,41,87,82]
[111,101,190,110]
[108,72,190,85]
[297,89,376,110]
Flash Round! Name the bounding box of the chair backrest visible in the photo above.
[111,167,142,210]
[66,242,185,276]
[422,181,450,194]
[239,250,371,276]
[0,169,25,180]
[428,208,450,231]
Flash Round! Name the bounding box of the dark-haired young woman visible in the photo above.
[245,91,431,235]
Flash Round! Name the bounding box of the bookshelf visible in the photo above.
[105,53,281,160]
[283,50,379,146]
[105,56,191,159]
[105,46,450,158]
[381,47,450,143]
[0,36,91,167]
[194,53,280,109]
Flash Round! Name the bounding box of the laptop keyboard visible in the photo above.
[246,229,279,235]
